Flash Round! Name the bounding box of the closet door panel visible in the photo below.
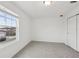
[68,16,77,50]
[77,15,79,51]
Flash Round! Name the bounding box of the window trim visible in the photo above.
[0,4,18,17]
[0,4,19,43]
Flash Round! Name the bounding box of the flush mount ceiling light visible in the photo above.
[60,15,63,17]
[70,1,77,4]
[43,1,53,6]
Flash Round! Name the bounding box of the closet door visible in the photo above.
[68,16,77,50]
[77,15,79,51]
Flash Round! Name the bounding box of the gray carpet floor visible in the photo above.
[13,41,79,58]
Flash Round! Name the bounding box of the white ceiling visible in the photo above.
[13,1,79,19]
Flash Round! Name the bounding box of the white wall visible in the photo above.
[0,2,31,58]
[32,17,65,43]
[63,20,67,44]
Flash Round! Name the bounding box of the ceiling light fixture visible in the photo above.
[43,1,52,6]
[70,1,77,4]
[60,15,63,17]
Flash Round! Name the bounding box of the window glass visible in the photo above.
[11,16,16,27]
[6,18,11,26]
[5,12,11,19]
[0,11,5,16]
[0,16,5,25]
[0,10,16,42]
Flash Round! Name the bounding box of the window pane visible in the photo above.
[12,16,16,27]
[0,10,17,42]
[0,11,5,16]
[6,18,11,26]
[0,16,5,26]
[12,20,16,27]
[5,13,11,19]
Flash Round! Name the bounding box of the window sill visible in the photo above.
[0,38,18,49]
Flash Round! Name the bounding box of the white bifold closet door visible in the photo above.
[68,16,77,50]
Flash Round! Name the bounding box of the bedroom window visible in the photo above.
[0,10,17,42]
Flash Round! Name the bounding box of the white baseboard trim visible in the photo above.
[32,40,64,44]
